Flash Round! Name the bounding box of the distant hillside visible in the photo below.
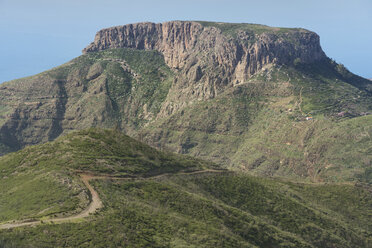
[0,21,371,182]
[0,128,371,247]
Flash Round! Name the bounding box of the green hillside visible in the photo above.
[1,42,370,182]
[141,65,372,182]
[0,47,174,155]
[0,128,371,247]
[0,21,371,182]
[0,128,216,223]
[1,20,371,248]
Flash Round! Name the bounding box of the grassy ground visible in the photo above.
[0,171,83,223]
[0,172,370,247]
[0,128,216,224]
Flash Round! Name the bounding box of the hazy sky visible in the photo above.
[0,0,371,83]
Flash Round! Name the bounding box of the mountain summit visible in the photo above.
[83,21,326,73]
[81,21,327,114]
[0,21,371,182]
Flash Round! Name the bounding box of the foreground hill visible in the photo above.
[0,128,371,247]
[0,128,216,223]
[0,21,371,182]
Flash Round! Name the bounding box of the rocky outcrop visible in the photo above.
[83,21,325,70]
[0,21,371,182]
[83,21,326,115]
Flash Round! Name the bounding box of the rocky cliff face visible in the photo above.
[84,21,325,69]
[1,21,370,181]
[83,21,326,115]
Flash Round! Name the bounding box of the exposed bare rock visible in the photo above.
[83,21,325,69]
[1,20,370,180]
[83,21,326,115]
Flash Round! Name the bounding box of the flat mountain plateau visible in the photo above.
[0,21,371,247]
[0,21,370,182]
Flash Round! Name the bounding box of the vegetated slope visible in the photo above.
[0,21,371,182]
[0,168,371,247]
[0,128,371,247]
[143,93,371,183]
[0,128,215,223]
[141,64,372,182]
[0,48,174,154]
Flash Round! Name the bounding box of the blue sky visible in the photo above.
[0,0,371,83]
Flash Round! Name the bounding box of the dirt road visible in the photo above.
[0,169,225,229]
[0,174,103,229]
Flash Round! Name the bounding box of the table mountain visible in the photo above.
[0,21,371,182]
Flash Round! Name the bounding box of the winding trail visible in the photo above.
[0,169,224,230]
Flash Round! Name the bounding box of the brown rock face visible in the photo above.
[1,21,371,182]
[83,21,325,69]
[0,21,329,154]
[83,21,326,115]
